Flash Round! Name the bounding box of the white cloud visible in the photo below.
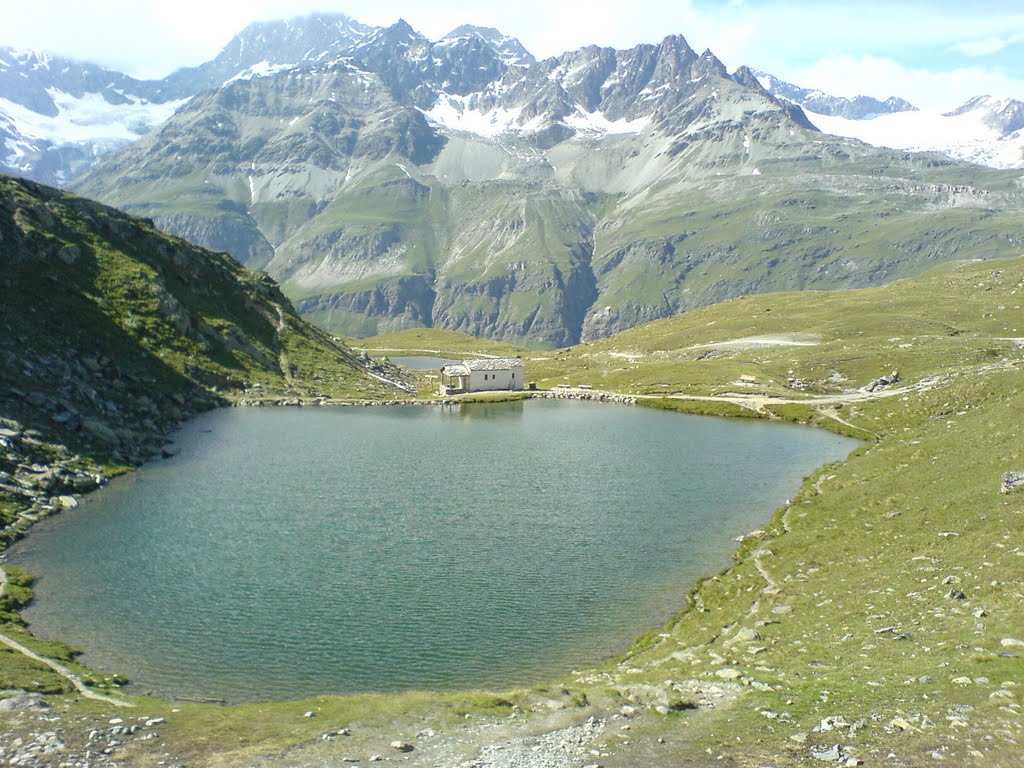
[950,32,1024,57]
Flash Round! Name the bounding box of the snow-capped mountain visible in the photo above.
[0,47,186,184]
[68,17,1023,347]
[807,95,1024,169]
[439,25,536,67]
[0,13,378,185]
[755,71,916,119]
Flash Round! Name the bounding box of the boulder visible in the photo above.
[82,419,121,447]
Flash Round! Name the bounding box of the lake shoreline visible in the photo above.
[2,389,859,707]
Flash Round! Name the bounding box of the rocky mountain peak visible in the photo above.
[650,34,698,85]
[753,70,919,119]
[946,95,1024,135]
[692,49,728,79]
[440,25,535,66]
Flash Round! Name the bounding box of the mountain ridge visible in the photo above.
[69,17,1024,346]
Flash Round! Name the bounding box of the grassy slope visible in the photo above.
[518,257,1024,766]
[356,327,527,358]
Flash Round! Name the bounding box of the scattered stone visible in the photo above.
[1001,471,1024,493]
[145,717,166,726]
[715,667,742,681]
[303,710,317,718]
[1000,638,1024,648]
[391,740,414,753]
[946,588,967,600]
[865,370,899,392]
[815,716,850,733]
[890,717,915,731]
[811,743,845,762]
[0,691,48,711]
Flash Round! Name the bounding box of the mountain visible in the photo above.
[806,95,1024,169]
[0,173,401,472]
[754,71,916,119]
[440,25,536,67]
[0,47,186,185]
[754,72,1024,169]
[72,16,1024,347]
[154,12,376,99]
[0,13,377,186]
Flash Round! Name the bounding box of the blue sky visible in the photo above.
[5,0,1023,109]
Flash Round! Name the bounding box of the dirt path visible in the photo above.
[0,568,133,708]
[274,305,295,387]
[0,632,134,707]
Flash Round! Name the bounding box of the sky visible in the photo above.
[4,0,1024,110]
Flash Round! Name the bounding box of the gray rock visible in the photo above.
[811,743,845,762]
[391,740,414,752]
[1001,471,1024,493]
[0,691,49,710]
[82,418,121,446]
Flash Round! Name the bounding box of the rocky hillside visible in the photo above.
[71,17,1024,346]
[0,173,401,542]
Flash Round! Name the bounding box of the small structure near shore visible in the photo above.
[439,357,524,395]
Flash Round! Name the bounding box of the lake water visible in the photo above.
[10,401,856,702]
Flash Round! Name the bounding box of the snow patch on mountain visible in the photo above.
[808,104,1024,169]
[224,60,295,85]
[421,94,542,137]
[0,89,187,146]
[563,110,651,136]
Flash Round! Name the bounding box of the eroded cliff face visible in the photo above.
[71,22,1024,346]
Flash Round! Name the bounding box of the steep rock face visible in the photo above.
[296,274,437,337]
[69,16,1024,346]
[0,13,378,185]
[154,211,276,271]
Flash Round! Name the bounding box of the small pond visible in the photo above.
[10,400,857,702]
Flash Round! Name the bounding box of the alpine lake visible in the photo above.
[9,398,857,702]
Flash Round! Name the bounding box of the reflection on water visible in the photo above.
[441,400,526,421]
